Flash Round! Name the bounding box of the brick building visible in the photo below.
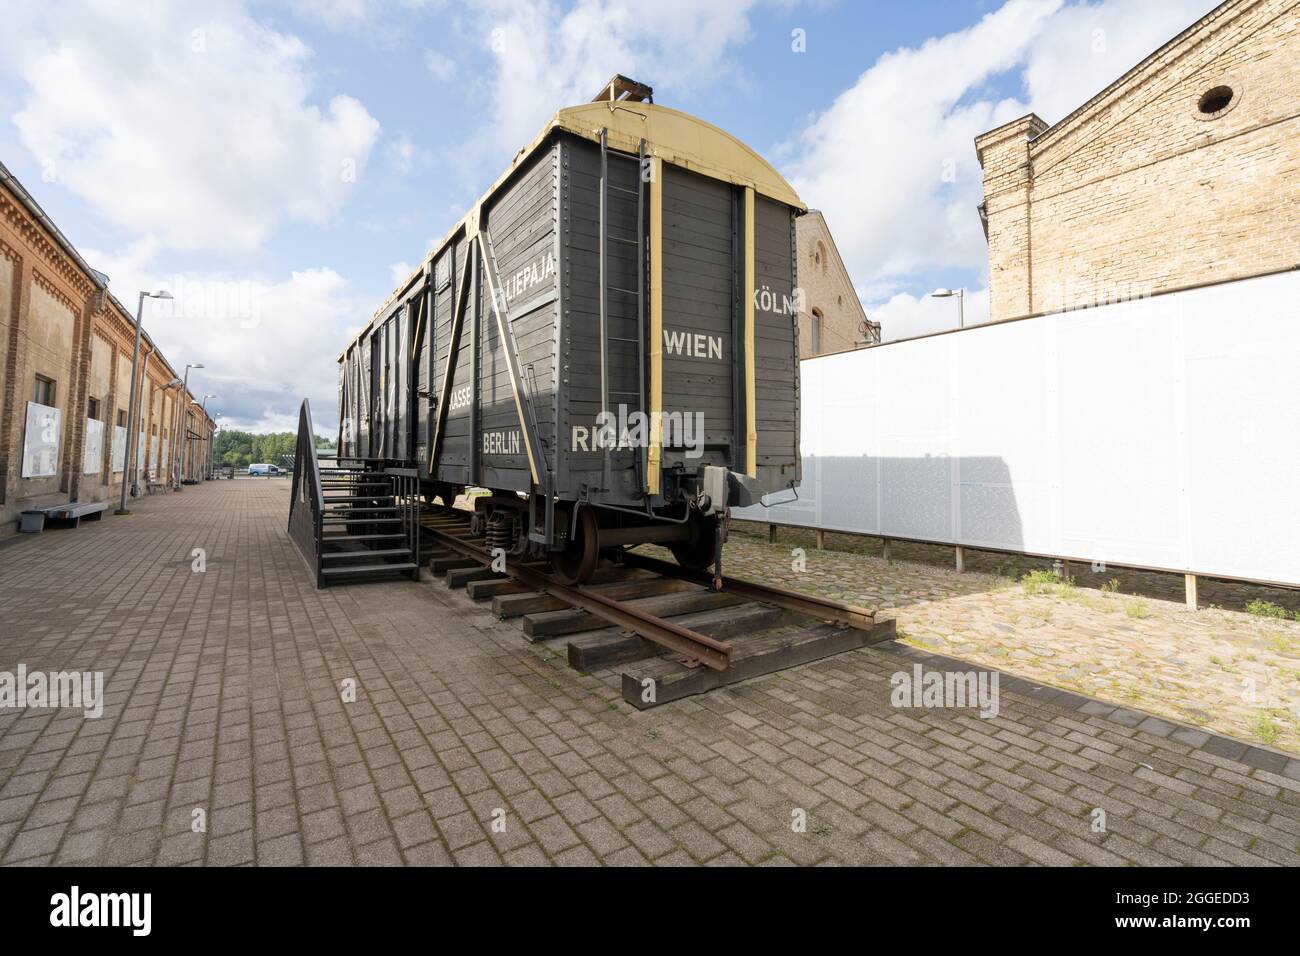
[795,210,880,356]
[977,0,1299,323]
[0,159,215,532]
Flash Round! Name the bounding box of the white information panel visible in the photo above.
[21,402,61,478]
[737,270,1300,586]
[83,418,104,474]
[111,425,127,473]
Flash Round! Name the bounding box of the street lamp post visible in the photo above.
[116,290,173,515]
[173,363,203,490]
[930,287,965,328]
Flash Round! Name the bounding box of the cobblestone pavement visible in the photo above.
[726,523,1300,754]
[0,481,1297,866]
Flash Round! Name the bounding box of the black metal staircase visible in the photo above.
[289,400,420,588]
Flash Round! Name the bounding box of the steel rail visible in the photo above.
[617,551,876,631]
[419,513,732,671]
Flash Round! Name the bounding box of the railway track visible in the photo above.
[418,507,896,708]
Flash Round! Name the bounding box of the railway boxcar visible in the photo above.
[338,77,804,583]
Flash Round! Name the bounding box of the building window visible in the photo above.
[811,308,823,355]
[1198,86,1233,115]
[1194,82,1240,121]
[88,397,101,420]
[117,409,127,427]
[33,375,56,407]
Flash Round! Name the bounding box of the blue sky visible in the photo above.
[0,0,1217,431]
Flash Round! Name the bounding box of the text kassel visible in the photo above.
[50,886,151,937]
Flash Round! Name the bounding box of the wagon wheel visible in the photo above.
[552,506,600,585]
[670,516,718,573]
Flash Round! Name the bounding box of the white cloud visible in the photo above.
[287,0,445,28]
[389,260,413,285]
[470,0,767,156]
[789,0,1064,286]
[789,0,1219,333]
[871,288,991,343]
[424,49,455,81]
[387,135,419,175]
[85,242,367,431]
[1023,0,1220,124]
[2,0,381,253]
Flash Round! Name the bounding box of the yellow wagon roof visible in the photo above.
[341,101,804,359]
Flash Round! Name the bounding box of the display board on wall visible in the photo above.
[21,402,61,478]
[83,419,105,475]
[736,270,1300,588]
[150,436,159,481]
[111,425,127,473]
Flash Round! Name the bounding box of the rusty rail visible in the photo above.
[419,511,732,671]
[617,550,876,631]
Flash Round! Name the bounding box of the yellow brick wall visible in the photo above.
[980,0,1299,321]
[0,254,11,418]
[795,211,873,356]
[21,282,77,498]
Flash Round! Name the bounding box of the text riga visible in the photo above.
[0,665,104,718]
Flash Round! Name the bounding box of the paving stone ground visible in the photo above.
[726,522,1300,754]
[0,480,1298,866]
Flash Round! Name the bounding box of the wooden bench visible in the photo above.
[17,501,109,532]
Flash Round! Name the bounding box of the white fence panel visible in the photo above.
[737,270,1300,587]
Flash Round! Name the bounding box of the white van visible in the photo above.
[248,463,281,477]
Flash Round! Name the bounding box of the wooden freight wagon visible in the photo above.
[338,77,804,583]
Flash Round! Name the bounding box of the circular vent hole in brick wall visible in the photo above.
[1198,86,1234,115]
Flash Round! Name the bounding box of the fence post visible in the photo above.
[768,523,777,544]
[955,546,966,573]
[1184,573,1198,611]
[882,538,891,563]
[815,529,825,550]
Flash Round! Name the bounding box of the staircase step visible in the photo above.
[320,533,406,542]
[322,562,417,577]
[321,548,411,560]
[324,506,399,514]
[319,520,400,528]
[323,495,395,503]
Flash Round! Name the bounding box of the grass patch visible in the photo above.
[1021,569,1075,596]
[1250,713,1281,746]
[1123,599,1150,619]
[1099,578,1121,594]
[1245,599,1292,620]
